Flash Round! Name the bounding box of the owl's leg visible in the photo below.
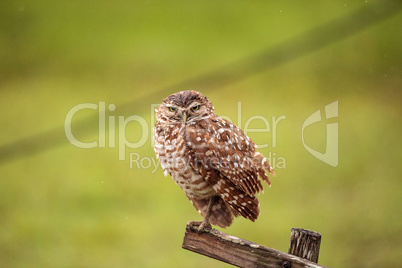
[188,196,218,232]
[198,196,216,231]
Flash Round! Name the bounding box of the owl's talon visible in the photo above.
[198,221,212,233]
[187,220,202,230]
[187,220,211,233]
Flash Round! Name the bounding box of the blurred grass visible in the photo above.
[0,1,401,267]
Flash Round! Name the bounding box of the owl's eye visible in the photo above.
[191,105,200,111]
[168,107,177,112]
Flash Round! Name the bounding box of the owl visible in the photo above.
[153,90,274,230]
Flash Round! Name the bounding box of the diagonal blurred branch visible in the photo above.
[0,0,400,165]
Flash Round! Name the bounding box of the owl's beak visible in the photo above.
[182,112,187,124]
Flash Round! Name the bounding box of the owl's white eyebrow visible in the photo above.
[188,102,201,107]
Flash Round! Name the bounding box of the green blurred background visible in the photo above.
[0,1,401,267]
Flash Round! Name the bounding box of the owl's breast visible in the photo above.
[169,162,216,199]
[154,122,216,199]
[169,134,216,198]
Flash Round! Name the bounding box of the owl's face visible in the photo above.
[156,90,215,124]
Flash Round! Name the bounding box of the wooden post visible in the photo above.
[288,228,321,263]
[182,223,326,268]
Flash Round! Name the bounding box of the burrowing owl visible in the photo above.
[153,90,274,230]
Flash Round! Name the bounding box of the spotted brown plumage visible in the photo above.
[153,90,274,229]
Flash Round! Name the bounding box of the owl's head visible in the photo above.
[156,90,215,124]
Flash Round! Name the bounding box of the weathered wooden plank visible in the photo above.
[182,224,326,268]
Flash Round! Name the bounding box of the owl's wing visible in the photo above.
[186,117,274,197]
